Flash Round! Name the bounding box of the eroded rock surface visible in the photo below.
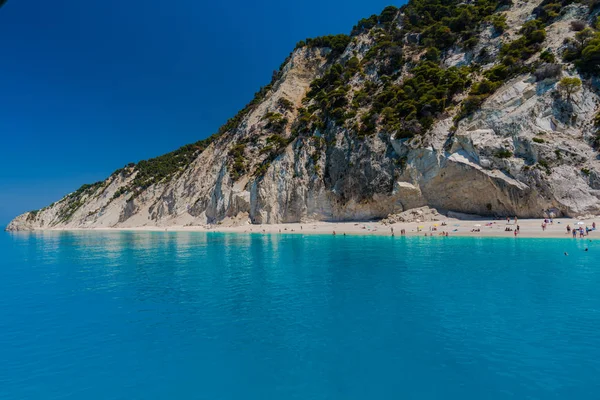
[7,1,600,231]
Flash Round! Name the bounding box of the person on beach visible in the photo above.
[593,222,596,230]
[333,231,336,236]
[507,216,510,224]
[514,230,518,237]
[516,225,520,233]
[515,216,518,225]
[573,229,577,238]
[580,228,584,238]
[567,224,571,233]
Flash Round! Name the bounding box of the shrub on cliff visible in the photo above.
[229,143,247,179]
[490,14,508,34]
[362,61,470,136]
[579,33,600,74]
[539,49,556,63]
[456,94,488,120]
[277,98,294,112]
[351,6,398,35]
[297,34,351,57]
[130,134,221,192]
[534,63,562,81]
[592,112,600,149]
[485,64,510,81]
[562,27,600,75]
[495,149,513,158]
[263,112,288,134]
[402,0,509,50]
[470,79,501,94]
[557,77,582,101]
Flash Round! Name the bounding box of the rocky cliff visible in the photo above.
[7,0,600,231]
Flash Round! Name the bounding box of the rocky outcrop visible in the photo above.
[7,0,600,231]
[381,206,442,224]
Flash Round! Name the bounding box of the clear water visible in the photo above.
[1,231,600,399]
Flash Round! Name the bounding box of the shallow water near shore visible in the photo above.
[1,231,600,399]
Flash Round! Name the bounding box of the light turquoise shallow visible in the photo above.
[1,231,599,399]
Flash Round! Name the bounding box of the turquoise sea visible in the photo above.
[1,231,599,399]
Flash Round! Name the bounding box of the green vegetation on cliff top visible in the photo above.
[49,0,600,212]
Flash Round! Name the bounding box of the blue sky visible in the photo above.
[0,0,397,225]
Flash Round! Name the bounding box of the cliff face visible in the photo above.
[7,0,600,231]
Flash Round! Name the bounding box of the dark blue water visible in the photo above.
[1,231,599,399]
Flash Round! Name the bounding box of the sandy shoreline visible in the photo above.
[20,217,600,240]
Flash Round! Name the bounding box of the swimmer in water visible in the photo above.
[564,252,569,256]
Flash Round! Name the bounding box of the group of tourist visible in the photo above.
[566,222,596,238]
[388,227,407,236]
[504,225,521,236]
[332,217,598,238]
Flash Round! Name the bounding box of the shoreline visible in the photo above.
[8,217,600,240]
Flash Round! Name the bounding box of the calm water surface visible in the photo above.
[1,231,599,399]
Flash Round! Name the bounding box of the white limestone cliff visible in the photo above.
[7,1,600,231]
